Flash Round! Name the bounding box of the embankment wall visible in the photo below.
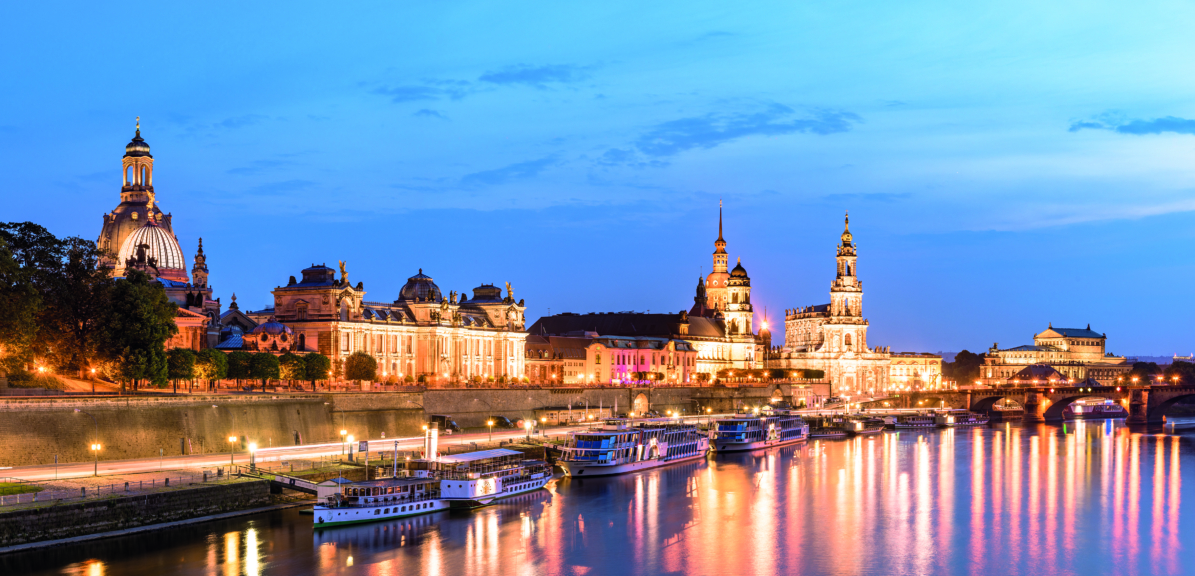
[0,479,270,547]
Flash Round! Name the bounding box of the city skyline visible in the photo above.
[4,2,1194,354]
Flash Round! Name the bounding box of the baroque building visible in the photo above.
[771,214,892,392]
[95,121,221,349]
[260,263,527,383]
[977,324,1130,386]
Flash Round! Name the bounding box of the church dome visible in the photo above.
[730,258,749,278]
[118,220,186,276]
[398,269,442,302]
[124,129,152,158]
[249,317,292,336]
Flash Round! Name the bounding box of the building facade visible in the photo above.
[95,122,222,349]
[771,214,892,393]
[888,352,943,390]
[523,330,698,385]
[977,325,1130,386]
[259,264,527,383]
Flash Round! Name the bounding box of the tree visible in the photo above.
[943,350,984,385]
[344,351,377,384]
[99,269,177,392]
[279,352,306,387]
[303,353,331,391]
[194,348,228,392]
[0,237,40,378]
[1120,361,1162,385]
[250,353,280,390]
[1164,361,1195,386]
[166,348,195,394]
[227,351,254,387]
[37,238,114,376]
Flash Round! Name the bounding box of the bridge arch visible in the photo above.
[1042,394,1123,421]
[1147,393,1195,423]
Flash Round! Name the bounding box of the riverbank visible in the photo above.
[0,477,272,548]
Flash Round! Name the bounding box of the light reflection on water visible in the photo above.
[7,421,1192,576]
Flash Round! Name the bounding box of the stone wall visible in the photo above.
[0,479,270,547]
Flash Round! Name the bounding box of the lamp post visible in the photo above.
[524,419,533,441]
[248,442,258,471]
[74,409,100,476]
[487,420,494,442]
[340,429,347,455]
[347,435,355,461]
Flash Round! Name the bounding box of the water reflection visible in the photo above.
[5,421,1194,576]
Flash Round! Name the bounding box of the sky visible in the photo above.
[2,1,1194,356]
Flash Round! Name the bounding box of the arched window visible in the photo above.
[298,333,306,350]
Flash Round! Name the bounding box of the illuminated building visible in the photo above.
[94,121,221,349]
[977,324,1129,385]
[771,214,892,393]
[254,264,527,383]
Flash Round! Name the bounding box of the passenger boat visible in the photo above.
[1065,399,1128,420]
[313,475,447,527]
[843,417,886,436]
[935,410,989,427]
[712,410,809,452]
[439,448,553,508]
[882,413,937,429]
[807,416,850,439]
[559,419,709,477]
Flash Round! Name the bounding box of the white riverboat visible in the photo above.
[559,419,710,477]
[439,448,553,508]
[314,475,447,527]
[883,413,938,429]
[713,410,809,452]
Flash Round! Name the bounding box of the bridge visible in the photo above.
[965,385,1195,424]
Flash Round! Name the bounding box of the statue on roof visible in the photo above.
[338,260,348,286]
[505,282,513,301]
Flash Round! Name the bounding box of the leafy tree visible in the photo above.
[303,353,331,391]
[344,351,377,384]
[37,238,113,376]
[226,351,254,387]
[166,348,195,394]
[250,352,280,389]
[194,348,228,392]
[99,269,177,392]
[943,350,984,385]
[279,352,306,387]
[0,237,40,377]
[1119,361,1162,385]
[1164,361,1195,386]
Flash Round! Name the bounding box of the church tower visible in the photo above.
[830,212,862,318]
[192,238,209,287]
[704,201,730,311]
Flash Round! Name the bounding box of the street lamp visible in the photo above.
[524,419,533,441]
[228,436,238,466]
[340,429,348,455]
[75,409,100,476]
[248,442,258,471]
[347,435,355,461]
[487,420,494,441]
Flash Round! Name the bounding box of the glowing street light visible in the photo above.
[90,443,102,476]
[487,419,494,441]
[248,442,258,471]
[340,429,348,454]
[228,436,238,466]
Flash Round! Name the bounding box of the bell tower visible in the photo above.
[121,117,155,204]
[831,212,862,318]
[192,238,209,287]
[705,200,731,311]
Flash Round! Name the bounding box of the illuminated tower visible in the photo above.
[704,201,730,311]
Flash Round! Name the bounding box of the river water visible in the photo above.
[5,420,1192,576]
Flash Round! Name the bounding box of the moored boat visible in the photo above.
[807,416,850,439]
[559,419,709,476]
[713,409,809,452]
[883,413,937,429]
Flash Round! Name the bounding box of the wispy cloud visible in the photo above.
[633,104,861,158]
[227,159,295,176]
[218,114,269,129]
[822,192,912,203]
[413,109,448,120]
[461,157,556,187]
[1069,112,1195,135]
[478,64,590,88]
[595,148,669,169]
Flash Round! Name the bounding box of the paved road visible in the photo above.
[2,414,739,483]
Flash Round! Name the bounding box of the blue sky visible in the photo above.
[3,1,1194,355]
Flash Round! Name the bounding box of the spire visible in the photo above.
[718,199,724,241]
[136,116,141,136]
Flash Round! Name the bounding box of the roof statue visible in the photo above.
[338,260,348,286]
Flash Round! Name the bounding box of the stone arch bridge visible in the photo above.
[967,386,1195,424]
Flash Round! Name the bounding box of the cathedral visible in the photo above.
[96,121,222,349]
[770,214,894,393]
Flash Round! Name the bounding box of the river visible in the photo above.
[4,419,1192,575]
